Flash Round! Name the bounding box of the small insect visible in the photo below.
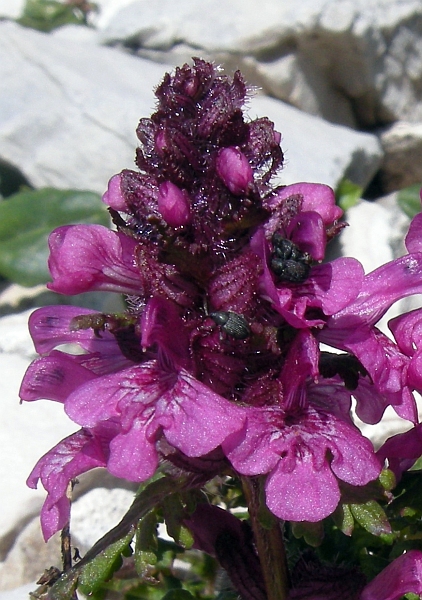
[209,310,251,340]
[270,233,312,283]
[70,313,136,337]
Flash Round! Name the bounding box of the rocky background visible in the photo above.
[1,0,422,596]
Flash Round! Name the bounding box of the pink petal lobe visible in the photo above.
[157,369,247,456]
[19,350,97,403]
[27,427,113,540]
[47,225,141,295]
[265,451,340,522]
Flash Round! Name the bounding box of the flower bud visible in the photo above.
[216,147,253,195]
[102,174,127,211]
[157,181,192,227]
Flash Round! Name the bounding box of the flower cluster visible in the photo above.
[19,59,422,598]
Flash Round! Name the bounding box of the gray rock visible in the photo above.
[0,21,381,195]
[0,583,36,600]
[0,21,171,193]
[0,517,62,591]
[252,95,381,189]
[0,0,25,19]
[71,487,135,551]
[379,121,422,192]
[98,0,422,128]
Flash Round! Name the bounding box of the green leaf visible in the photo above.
[335,178,363,211]
[397,184,422,218]
[77,529,135,595]
[46,571,79,600]
[291,521,324,547]
[160,590,195,600]
[350,501,393,539]
[0,188,107,286]
[135,512,159,578]
[332,503,355,536]
[379,468,396,491]
[162,495,194,549]
[17,0,91,32]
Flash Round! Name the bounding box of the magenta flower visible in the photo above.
[319,249,422,424]
[222,331,381,521]
[360,550,422,600]
[47,225,141,295]
[21,58,421,563]
[377,423,422,480]
[27,424,115,541]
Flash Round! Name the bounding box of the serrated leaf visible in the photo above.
[135,512,159,577]
[162,495,194,549]
[397,184,422,218]
[332,503,355,536]
[335,178,363,211]
[291,521,324,547]
[379,468,396,491]
[77,529,135,594]
[46,571,79,600]
[0,188,107,286]
[350,501,392,538]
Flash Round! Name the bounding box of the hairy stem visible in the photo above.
[242,476,289,600]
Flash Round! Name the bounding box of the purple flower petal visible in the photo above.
[287,211,326,261]
[107,416,160,481]
[389,308,422,357]
[322,326,418,423]
[19,350,98,403]
[28,306,120,355]
[223,404,380,522]
[377,424,422,480]
[266,449,340,522]
[102,173,127,211]
[361,550,422,600]
[327,254,422,331]
[141,296,191,371]
[157,181,192,227]
[216,146,253,195]
[155,369,247,456]
[280,330,319,411]
[64,359,246,480]
[64,361,167,427]
[47,225,141,295]
[405,212,422,253]
[27,425,115,540]
[266,183,343,225]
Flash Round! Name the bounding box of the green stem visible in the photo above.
[242,476,289,600]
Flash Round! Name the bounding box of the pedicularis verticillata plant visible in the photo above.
[19,59,422,600]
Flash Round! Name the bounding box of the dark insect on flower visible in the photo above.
[270,233,312,283]
[209,311,251,340]
[319,351,368,391]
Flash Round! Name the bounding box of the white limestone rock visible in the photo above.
[0,583,36,600]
